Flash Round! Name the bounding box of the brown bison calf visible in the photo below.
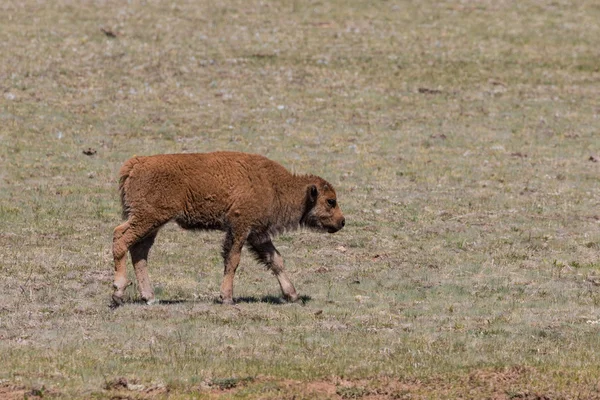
[112,151,345,305]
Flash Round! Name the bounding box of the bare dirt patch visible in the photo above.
[0,383,55,400]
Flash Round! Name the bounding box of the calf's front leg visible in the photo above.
[248,236,299,302]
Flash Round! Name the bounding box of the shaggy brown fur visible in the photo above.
[112,151,345,305]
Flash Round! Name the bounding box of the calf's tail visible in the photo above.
[118,156,142,219]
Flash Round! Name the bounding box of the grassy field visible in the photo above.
[1,0,600,398]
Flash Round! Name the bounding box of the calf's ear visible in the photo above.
[308,185,318,202]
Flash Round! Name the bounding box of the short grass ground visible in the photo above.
[1,0,600,398]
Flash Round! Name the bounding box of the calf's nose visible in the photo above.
[340,218,345,228]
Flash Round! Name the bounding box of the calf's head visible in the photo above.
[302,179,345,233]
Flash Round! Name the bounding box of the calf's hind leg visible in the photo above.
[248,236,299,302]
[219,229,247,305]
[130,232,158,304]
[113,221,133,304]
[113,218,162,305]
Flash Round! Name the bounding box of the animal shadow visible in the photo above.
[228,295,312,305]
[110,295,311,309]
[109,298,190,309]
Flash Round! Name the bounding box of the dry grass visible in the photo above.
[1,0,600,398]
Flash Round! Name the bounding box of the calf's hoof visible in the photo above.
[283,293,299,303]
[111,281,132,307]
[141,290,156,305]
[111,293,125,307]
[219,296,234,305]
[145,297,158,305]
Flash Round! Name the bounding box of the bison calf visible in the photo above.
[112,151,345,305]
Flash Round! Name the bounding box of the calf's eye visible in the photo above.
[327,199,337,207]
